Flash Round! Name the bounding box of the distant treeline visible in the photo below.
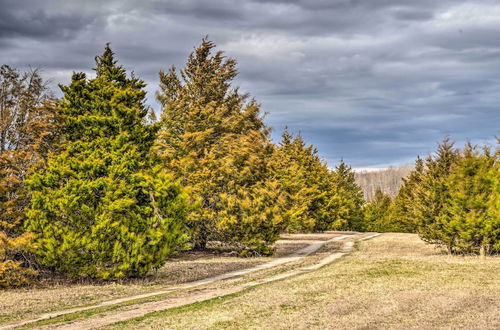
[355,166,413,201]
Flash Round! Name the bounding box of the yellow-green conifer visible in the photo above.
[155,39,285,254]
[26,45,188,279]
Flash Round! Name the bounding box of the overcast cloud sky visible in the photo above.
[1,0,499,168]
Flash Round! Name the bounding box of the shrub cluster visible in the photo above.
[363,139,499,255]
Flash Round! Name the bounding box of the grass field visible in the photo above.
[108,233,500,329]
[0,252,264,324]
[2,233,498,329]
[0,234,324,325]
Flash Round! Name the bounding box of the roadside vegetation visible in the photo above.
[0,232,345,326]
[0,39,365,286]
[0,38,498,290]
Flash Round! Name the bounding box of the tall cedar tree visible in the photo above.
[363,188,393,232]
[445,143,499,255]
[324,160,365,231]
[394,139,499,254]
[26,45,188,279]
[0,65,59,287]
[389,157,424,233]
[155,39,286,254]
[487,141,500,252]
[272,131,362,232]
[414,138,460,252]
[271,130,322,232]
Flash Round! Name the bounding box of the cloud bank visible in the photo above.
[1,0,499,167]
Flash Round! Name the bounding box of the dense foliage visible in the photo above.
[362,188,393,233]
[271,130,325,232]
[443,143,498,255]
[364,139,499,255]
[271,131,364,232]
[155,39,286,255]
[388,158,424,233]
[328,160,365,231]
[26,46,189,279]
[0,65,59,286]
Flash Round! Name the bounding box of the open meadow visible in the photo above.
[1,233,498,329]
[109,233,500,330]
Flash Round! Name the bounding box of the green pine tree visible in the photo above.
[271,130,321,232]
[486,140,500,253]
[272,131,362,232]
[320,159,364,231]
[0,65,59,287]
[390,157,424,233]
[414,138,460,252]
[445,143,499,255]
[26,45,189,279]
[155,39,286,254]
[363,188,393,232]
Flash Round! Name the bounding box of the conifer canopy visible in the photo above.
[26,45,189,279]
[155,39,285,254]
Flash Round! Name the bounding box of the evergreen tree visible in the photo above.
[445,143,499,255]
[390,157,424,233]
[320,160,364,231]
[26,45,188,279]
[395,138,499,254]
[0,65,59,286]
[414,138,460,252]
[155,39,286,254]
[271,130,321,232]
[363,188,393,232]
[272,131,362,232]
[487,140,500,253]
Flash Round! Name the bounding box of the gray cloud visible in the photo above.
[0,0,100,40]
[0,0,498,168]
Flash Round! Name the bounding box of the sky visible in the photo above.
[1,0,499,169]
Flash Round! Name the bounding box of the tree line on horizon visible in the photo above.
[355,166,414,201]
[0,40,498,287]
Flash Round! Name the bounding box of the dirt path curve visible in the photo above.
[1,232,364,330]
[50,233,380,330]
[42,233,380,330]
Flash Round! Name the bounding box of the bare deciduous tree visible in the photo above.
[355,166,413,201]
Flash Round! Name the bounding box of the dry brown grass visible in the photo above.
[0,235,321,324]
[111,233,500,330]
[0,257,260,324]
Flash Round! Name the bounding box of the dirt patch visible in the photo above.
[273,242,311,257]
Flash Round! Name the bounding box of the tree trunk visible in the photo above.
[193,226,208,250]
[479,242,486,259]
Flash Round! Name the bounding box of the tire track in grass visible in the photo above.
[38,233,379,330]
[2,232,364,329]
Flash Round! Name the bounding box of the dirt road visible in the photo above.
[1,232,379,329]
